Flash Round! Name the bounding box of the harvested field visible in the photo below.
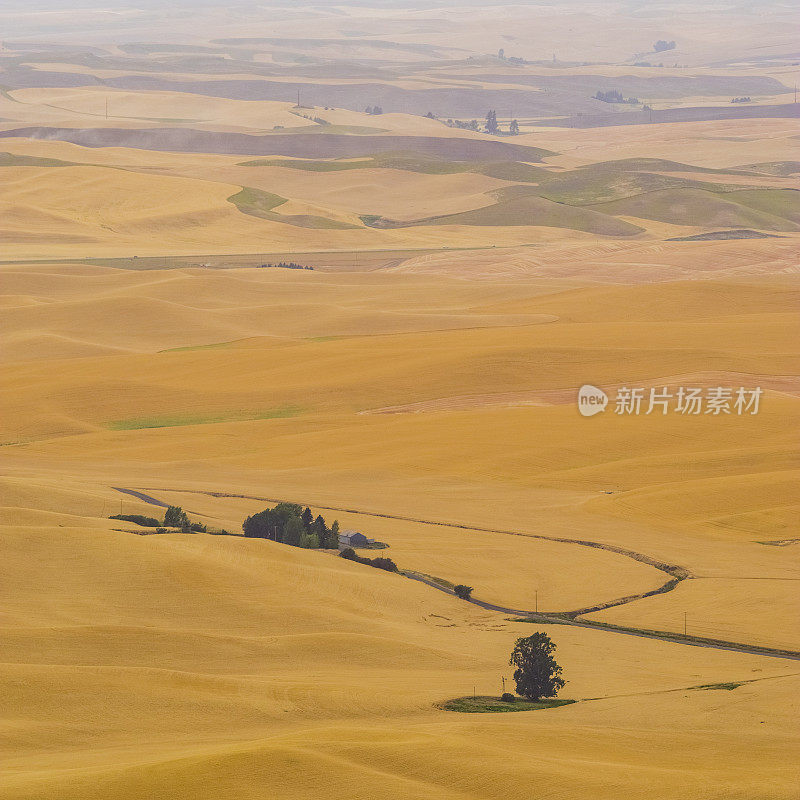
[3,6,800,799]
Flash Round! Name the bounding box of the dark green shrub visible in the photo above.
[339,548,398,572]
[109,514,160,527]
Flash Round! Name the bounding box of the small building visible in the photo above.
[338,530,374,548]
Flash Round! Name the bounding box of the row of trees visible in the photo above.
[444,117,480,131]
[365,105,384,114]
[258,262,314,270]
[339,547,398,572]
[731,96,752,103]
[243,503,340,549]
[497,49,525,65]
[438,112,519,135]
[594,89,640,105]
[111,505,207,533]
[485,110,520,135]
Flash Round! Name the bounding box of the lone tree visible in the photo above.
[654,39,676,52]
[454,584,473,600]
[485,109,498,134]
[509,632,565,700]
[509,119,519,135]
[164,505,190,530]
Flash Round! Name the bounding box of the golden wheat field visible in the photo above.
[1,1,799,798]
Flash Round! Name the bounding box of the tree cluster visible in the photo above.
[243,503,340,549]
[164,505,207,533]
[365,105,384,115]
[731,96,752,103]
[295,112,330,125]
[339,547,398,572]
[653,40,676,52]
[110,507,214,533]
[497,49,525,65]
[445,118,481,131]
[111,506,206,532]
[482,110,519,135]
[594,89,640,105]
[453,584,473,600]
[258,262,314,270]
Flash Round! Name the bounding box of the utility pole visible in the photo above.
[501,675,506,694]
[296,88,300,108]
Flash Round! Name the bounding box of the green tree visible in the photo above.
[243,509,275,538]
[272,502,303,520]
[283,516,304,547]
[299,531,320,548]
[311,515,327,543]
[485,110,498,134]
[328,519,341,548]
[454,584,473,600]
[164,506,184,527]
[509,119,519,135]
[509,632,565,700]
[301,506,314,530]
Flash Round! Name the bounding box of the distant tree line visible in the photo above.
[110,505,208,533]
[339,547,398,572]
[243,503,340,549]
[110,513,160,527]
[444,118,481,131]
[488,110,519,135]
[438,112,519,135]
[594,89,640,105]
[365,105,384,115]
[497,49,526,65]
[731,96,752,103]
[258,262,314,270]
[653,40,676,52]
[295,112,330,125]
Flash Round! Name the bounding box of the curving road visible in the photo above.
[112,486,800,662]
